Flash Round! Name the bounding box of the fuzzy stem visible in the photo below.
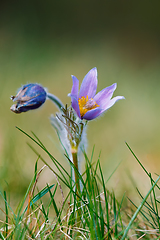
[47,93,64,111]
[72,151,81,195]
[72,148,82,226]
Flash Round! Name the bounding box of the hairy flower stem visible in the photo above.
[72,148,82,225]
[47,93,64,111]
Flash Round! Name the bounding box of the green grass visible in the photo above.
[0,128,160,239]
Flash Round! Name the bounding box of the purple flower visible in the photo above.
[10,83,47,113]
[69,68,124,120]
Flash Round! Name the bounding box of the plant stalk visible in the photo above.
[72,148,82,226]
[47,92,64,110]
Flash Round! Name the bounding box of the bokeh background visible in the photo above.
[0,1,160,207]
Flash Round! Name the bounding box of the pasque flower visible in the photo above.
[10,83,47,113]
[69,67,125,120]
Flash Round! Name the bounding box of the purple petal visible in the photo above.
[70,75,79,98]
[79,67,98,99]
[83,107,102,120]
[70,95,81,119]
[94,83,117,109]
[101,96,125,112]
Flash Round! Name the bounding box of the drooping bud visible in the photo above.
[10,83,47,113]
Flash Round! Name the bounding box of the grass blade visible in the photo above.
[23,184,55,213]
[122,175,160,239]
[3,191,8,238]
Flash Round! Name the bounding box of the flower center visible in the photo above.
[78,95,99,118]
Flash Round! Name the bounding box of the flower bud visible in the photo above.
[10,83,47,113]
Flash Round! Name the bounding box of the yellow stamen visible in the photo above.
[78,95,99,118]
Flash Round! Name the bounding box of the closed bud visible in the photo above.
[10,83,46,113]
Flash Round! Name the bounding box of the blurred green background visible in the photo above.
[0,1,160,206]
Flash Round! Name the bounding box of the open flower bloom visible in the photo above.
[69,68,125,120]
[10,83,47,113]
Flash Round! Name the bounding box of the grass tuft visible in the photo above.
[1,131,160,239]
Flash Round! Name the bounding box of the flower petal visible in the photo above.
[70,75,79,98]
[79,67,98,99]
[70,95,81,119]
[83,107,102,120]
[94,83,117,109]
[101,96,125,112]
